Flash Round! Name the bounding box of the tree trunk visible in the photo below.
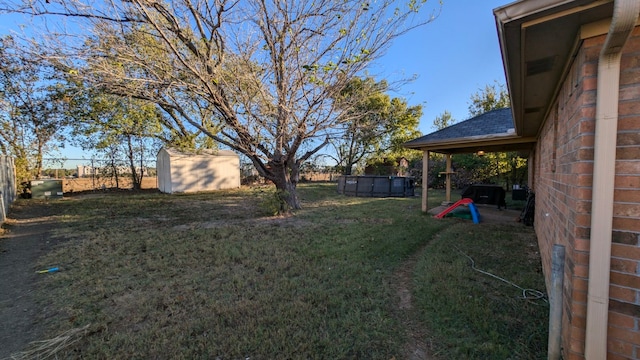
[110,155,120,189]
[126,135,141,190]
[35,142,44,180]
[269,161,302,211]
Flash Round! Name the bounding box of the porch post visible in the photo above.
[422,150,429,212]
[445,154,452,203]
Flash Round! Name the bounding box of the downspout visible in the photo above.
[585,1,639,358]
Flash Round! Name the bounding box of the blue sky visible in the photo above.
[1,0,510,159]
[376,0,508,134]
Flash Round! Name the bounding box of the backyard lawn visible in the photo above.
[8,183,548,359]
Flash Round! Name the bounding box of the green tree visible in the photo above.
[0,36,67,184]
[468,81,510,116]
[330,77,390,175]
[457,81,526,189]
[380,97,423,161]
[433,110,455,130]
[68,90,163,189]
[4,0,440,211]
[329,77,422,175]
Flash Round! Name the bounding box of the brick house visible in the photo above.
[406,1,640,358]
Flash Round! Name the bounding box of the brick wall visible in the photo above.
[533,27,640,359]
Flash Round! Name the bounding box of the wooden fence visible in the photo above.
[0,156,17,222]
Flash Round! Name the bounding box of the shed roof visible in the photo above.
[160,147,239,158]
[404,108,536,154]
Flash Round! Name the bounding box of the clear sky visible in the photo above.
[1,0,510,159]
[376,0,509,134]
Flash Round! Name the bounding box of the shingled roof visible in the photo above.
[404,108,536,154]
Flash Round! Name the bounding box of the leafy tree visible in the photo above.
[68,92,163,189]
[329,77,422,175]
[0,36,67,184]
[3,0,440,211]
[329,77,390,175]
[468,81,510,116]
[433,110,455,130]
[379,97,423,161]
[455,81,527,189]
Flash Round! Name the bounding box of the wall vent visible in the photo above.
[526,56,556,76]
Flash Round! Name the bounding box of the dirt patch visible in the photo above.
[0,201,62,358]
[392,245,436,360]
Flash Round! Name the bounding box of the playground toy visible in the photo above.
[434,198,480,224]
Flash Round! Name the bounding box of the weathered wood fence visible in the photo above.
[0,156,16,222]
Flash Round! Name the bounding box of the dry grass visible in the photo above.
[10,325,91,360]
[18,184,548,359]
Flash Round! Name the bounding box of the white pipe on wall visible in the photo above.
[585,1,639,358]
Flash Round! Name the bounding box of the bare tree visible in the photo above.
[1,0,439,210]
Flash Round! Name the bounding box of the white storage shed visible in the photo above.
[156,148,241,194]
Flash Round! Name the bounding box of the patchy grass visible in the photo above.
[24,183,547,359]
[413,220,548,359]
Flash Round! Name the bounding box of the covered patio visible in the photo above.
[403,108,537,213]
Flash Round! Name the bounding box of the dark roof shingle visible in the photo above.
[404,108,514,147]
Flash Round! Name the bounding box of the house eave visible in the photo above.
[404,135,537,154]
[494,0,615,138]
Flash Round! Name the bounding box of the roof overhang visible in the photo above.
[494,0,616,137]
[404,134,537,154]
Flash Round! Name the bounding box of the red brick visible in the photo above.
[571,161,593,176]
[574,213,592,227]
[571,301,587,318]
[581,62,597,77]
[605,351,634,360]
[617,132,640,146]
[569,332,585,353]
[614,189,640,203]
[583,77,598,91]
[584,34,606,47]
[615,175,640,188]
[611,257,639,274]
[565,351,585,360]
[575,264,589,278]
[610,273,640,289]
[611,243,640,260]
[618,117,640,131]
[614,203,640,217]
[617,147,640,160]
[620,68,640,87]
[609,311,637,330]
[574,278,589,292]
[619,101,640,116]
[575,238,591,252]
[609,284,638,303]
[574,251,590,266]
[619,85,640,101]
[608,325,640,344]
[613,217,640,232]
[615,160,640,174]
[572,288,588,303]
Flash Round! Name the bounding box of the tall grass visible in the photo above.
[21,184,547,359]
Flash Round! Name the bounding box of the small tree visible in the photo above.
[432,110,455,131]
[468,82,510,116]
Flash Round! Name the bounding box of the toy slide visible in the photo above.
[434,198,480,224]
